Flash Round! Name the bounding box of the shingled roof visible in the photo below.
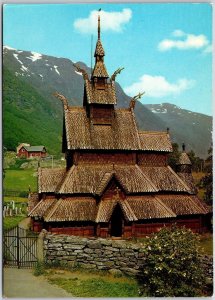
[56,165,158,194]
[29,193,208,222]
[85,80,116,104]
[139,131,172,152]
[44,197,96,222]
[126,196,176,219]
[177,152,192,165]
[92,60,109,78]
[158,194,209,215]
[140,166,191,192]
[38,168,66,193]
[64,107,141,150]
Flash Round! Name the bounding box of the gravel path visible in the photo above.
[3,268,73,298]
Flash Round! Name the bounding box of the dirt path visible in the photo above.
[3,268,73,298]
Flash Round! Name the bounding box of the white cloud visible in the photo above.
[158,30,210,52]
[172,29,185,37]
[73,9,132,34]
[124,74,195,98]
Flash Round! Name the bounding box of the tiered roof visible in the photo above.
[29,194,209,223]
[28,11,210,227]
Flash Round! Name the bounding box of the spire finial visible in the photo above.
[182,143,185,152]
[98,8,101,40]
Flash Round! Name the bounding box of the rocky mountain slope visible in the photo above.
[3,46,212,158]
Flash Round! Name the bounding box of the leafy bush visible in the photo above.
[138,226,204,297]
[33,261,46,276]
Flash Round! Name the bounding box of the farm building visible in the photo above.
[17,143,47,159]
[28,14,210,237]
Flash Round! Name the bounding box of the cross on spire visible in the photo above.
[98,9,101,40]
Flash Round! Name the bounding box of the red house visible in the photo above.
[28,14,210,237]
[17,143,47,159]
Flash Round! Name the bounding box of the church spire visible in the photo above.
[98,9,101,40]
[92,9,109,79]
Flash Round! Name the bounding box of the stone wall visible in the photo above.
[44,234,144,276]
[43,233,213,280]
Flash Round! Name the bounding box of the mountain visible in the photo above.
[3,46,212,158]
[145,103,212,158]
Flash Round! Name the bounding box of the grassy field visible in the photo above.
[4,196,28,203]
[3,216,26,231]
[4,169,37,192]
[45,269,139,297]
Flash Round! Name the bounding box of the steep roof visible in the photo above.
[177,152,192,165]
[64,106,173,152]
[158,194,209,215]
[38,164,193,196]
[56,165,157,194]
[28,193,208,222]
[64,107,141,150]
[92,60,109,78]
[177,172,197,194]
[140,166,191,192]
[126,196,176,219]
[44,197,96,222]
[38,168,66,193]
[85,80,116,104]
[139,131,172,152]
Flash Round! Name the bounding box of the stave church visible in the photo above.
[28,13,210,238]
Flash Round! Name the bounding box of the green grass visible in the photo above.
[47,272,139,297]
[199,234,213,255]
[4,169,37,192]
[3,216,26,231]
[4,196,28,203]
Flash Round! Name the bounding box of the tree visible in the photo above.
[200,147,212,205]
[138,226,204,297]
[168,143,180,171]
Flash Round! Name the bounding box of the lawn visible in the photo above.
[4,169,37,192]
[45,269,139,297]
[3,216,26,231]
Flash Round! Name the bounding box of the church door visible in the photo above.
[110,204,123,237]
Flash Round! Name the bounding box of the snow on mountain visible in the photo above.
[27,51,42,62]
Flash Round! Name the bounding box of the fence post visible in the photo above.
[17,227,20,269]
[37,229,47,263]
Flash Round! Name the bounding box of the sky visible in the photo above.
[3,3,213,115]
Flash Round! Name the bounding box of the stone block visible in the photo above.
[79,263,97,269]
[84,248,94,254]
[64,244,85,250]
[87,240,102,249]
[120,267,139,276]
[105,246,119,252]
[112,241,127,249]
[109,268,123,277]
[99,239,112,246]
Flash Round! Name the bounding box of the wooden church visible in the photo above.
[28,13,210,237]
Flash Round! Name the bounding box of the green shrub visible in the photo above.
[33,261,46,276]
[138,226,204,297]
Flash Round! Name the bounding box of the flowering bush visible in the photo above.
[139,226,204,297]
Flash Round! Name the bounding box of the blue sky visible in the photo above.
[3,3,212,115]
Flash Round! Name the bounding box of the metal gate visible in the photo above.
[3,226,38,268]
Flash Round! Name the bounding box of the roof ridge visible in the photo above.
[44,199,62,221]
[167,165,191,192]
[28,199,43,216]
[121,199,138,221]
[57,165,76,193]
[154,196,176,217]
[134,164,158,192]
